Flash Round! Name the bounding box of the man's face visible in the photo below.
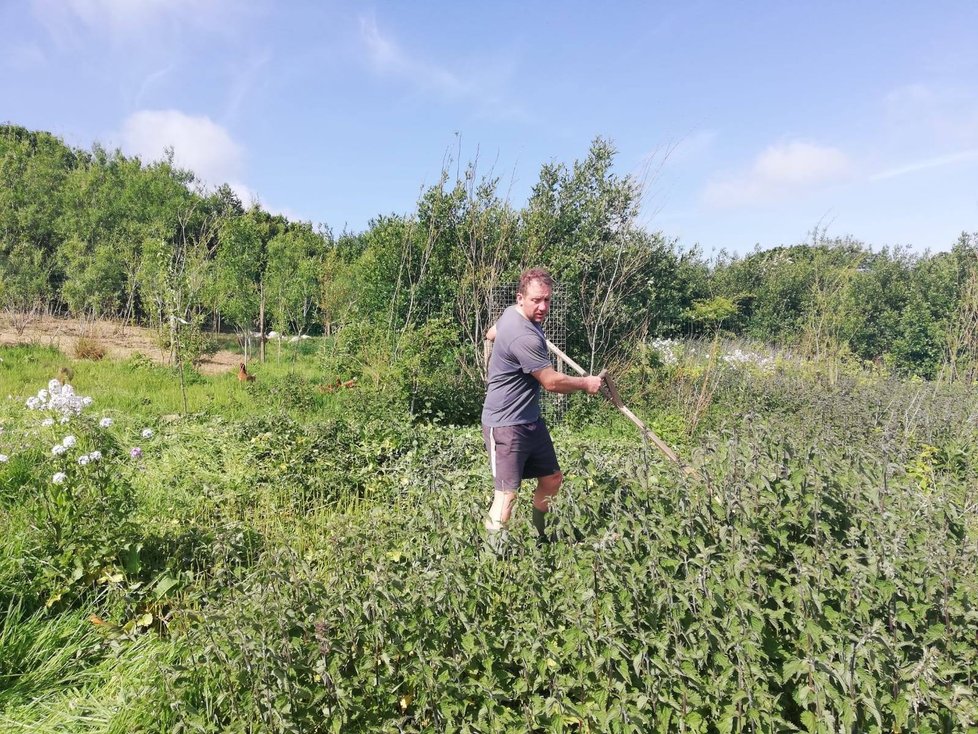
[517,280,552,324]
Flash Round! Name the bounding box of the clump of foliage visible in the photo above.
[72,336,106,361]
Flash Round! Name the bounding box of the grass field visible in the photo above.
[1,339,977,732]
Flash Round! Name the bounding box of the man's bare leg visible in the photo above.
[486,490,517,531]
[532,471,562,541]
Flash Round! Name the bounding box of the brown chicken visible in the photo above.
[238,362,255,382]
[317,377,357,394]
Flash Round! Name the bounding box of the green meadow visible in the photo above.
[1,339,976,733]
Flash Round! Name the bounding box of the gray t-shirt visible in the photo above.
[481,305,552,427]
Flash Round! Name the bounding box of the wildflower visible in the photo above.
[41,418,55,427]
[0,454,8,463]
[99,417,113,428]
[60,416,70,424]
[52,472,67,484]
[25,379,93,421]
[130,447,143,459]
[52,444,67,456]
[88,450,102,462]
[141,428,154,439]
[78,455,90,466]
[62,435,77,449]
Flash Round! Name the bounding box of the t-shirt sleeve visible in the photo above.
[512,334,552,374]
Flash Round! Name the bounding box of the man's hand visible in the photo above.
[532,367,605,395]
[582,375,603,395]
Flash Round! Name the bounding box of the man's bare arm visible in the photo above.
[485,324,497,342]
[532,366,602,395]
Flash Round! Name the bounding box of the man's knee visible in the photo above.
[533,471,562,511]
[539,470,563,492]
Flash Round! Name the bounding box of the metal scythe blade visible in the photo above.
[546,340,699,479]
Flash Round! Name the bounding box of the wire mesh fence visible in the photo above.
[490,283,568,423]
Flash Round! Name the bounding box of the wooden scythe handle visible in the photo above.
[546,340,696,477]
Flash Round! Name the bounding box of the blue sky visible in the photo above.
[2,0,976,255]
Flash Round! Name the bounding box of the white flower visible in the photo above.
[141,428,154,439]
[52,472,67,484]
[51,444,67,456]
[62,435,77,448]
[99,417,113,428]
[77,455,90,466]
[0,454,8,463]
[88,450,102,462]
[41,418,55,427]
[26,379,93,419]
[60,416,70,424]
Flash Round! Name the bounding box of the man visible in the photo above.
[482,267,603,543]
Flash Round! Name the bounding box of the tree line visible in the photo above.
[2,123,977,380]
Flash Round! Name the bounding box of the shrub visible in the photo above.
[320,318,483,425]
[73,336,106,360]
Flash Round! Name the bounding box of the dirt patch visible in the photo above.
[0,314,243,375]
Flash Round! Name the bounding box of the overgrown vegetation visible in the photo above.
[1,340,977,732]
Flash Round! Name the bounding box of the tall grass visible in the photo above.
[0,604,178,733]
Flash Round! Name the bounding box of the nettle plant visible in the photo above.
[0,379,155,611]
[165,383,978,734]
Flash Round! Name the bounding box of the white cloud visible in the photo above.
[120,110,244,188]
[132,64,176,108]
[704,140,853,208]
[223,51,272,122]
[357,15,529,122]
[870,148,978,181]
[359,14,469,97]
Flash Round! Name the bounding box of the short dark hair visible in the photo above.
[518,267,554,295]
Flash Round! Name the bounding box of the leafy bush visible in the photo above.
[320,318,483,425]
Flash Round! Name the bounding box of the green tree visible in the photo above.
[266,224,328,340]
[214,212,264,359]
[524,137,663,370]
[0,125,76,319]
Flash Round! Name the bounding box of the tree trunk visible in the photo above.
[259,281,266,363]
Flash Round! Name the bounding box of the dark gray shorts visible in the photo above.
[482,418,560,492]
